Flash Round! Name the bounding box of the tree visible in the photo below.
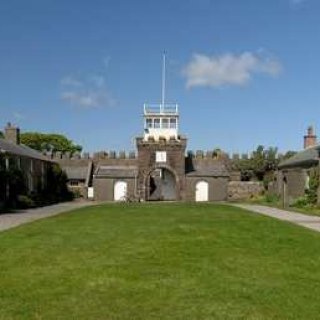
[41,165,73,203]
[280,150,298,161]
[20,132,82,154]
[232,145,280,183]
[0,131,3,138]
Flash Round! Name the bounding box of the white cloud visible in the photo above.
[60,76,83,87]
[90,75,106,88]
[61,90,115,109]
[60,72,116,109]
[290,0,307,7]
[183,52,282,88]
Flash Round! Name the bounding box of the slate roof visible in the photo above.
[278,146,320,169]
[95,165,138,178]
[0,138,52,162]
[63,166,89,180]
[186,162,230,177]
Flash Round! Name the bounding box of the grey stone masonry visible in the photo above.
[136,136,187,201]
[228,181,264,201]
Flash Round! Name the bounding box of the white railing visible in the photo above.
[144,103,178,115]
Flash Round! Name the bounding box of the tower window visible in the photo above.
[162,118,169,128]
[170,118,177,129]
[146,118,153,128]
[154,118,160,128]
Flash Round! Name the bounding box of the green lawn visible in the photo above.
[1,203,320,319]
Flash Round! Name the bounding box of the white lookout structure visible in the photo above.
[143,103,179,141]
[143,53,179,141]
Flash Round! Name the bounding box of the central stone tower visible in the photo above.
[136,55,187,201]
[136,104,187,201]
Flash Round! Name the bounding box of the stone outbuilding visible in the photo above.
[278,126,320,206]
[0,123,54,202]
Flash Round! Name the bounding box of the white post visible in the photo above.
[161,52,166,113]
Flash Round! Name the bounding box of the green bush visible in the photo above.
[305,169,319,205]
[17,195,35,209]
[264,194,280,204]
[292,196,310,208]
[72,189,82,199]
[41,164,74,204]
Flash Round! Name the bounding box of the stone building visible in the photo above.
[55,101,235,202]
[278,126,320,206]
[0,123,54,200]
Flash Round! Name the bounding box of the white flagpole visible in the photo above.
[161,52,166,112]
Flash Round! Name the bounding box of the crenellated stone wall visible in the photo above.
[45,150,137,160]
[45,149,257,164]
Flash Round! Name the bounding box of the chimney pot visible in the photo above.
[304,126,317,149]
[4,123,20,144]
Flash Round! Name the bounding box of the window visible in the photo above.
[170,118,177,129]
[162,118,169,129]
[30,159,34,173]
[156,151,167,163]
[17,157,21,169]
[70,180,80,186]
[154,118,160,129]
[146,118,153,128]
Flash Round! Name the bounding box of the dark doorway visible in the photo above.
[148,168,176,201]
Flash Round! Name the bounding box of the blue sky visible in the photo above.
[1,0,319,154]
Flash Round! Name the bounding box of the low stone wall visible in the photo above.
[228,181,264,201]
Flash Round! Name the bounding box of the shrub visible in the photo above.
[305,169,319,205]
[292,196,310,208]
[17,195,35,209]
[264,194,280,204]
[72,189,82,199]
[41,164,74,203]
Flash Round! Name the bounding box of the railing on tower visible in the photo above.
[144,103,179,115]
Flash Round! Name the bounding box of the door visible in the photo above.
[114,181,127,201]
[195,181,209,202]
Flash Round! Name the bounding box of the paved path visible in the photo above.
[0,201,95,232]
[234,204,320,233]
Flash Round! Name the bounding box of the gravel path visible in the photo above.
[0,201,95,232]
[234,204,320,233]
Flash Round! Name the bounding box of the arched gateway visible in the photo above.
[147,167,177,201]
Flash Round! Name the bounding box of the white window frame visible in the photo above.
[156,151,167,163]
[169,118,177,129]
[162,118,169,129]
[154,118,160,129]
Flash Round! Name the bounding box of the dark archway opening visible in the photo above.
[148,168,177,201]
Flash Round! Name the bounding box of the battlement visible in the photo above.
[186,151,263,161]
[137,135,186,145]
[46,149,272,162]
[46,150,260,161]
[46,151,137,160]
[186,150,229,160]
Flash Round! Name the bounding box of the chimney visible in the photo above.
[4,122,20,145]
[304,125,317,149]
